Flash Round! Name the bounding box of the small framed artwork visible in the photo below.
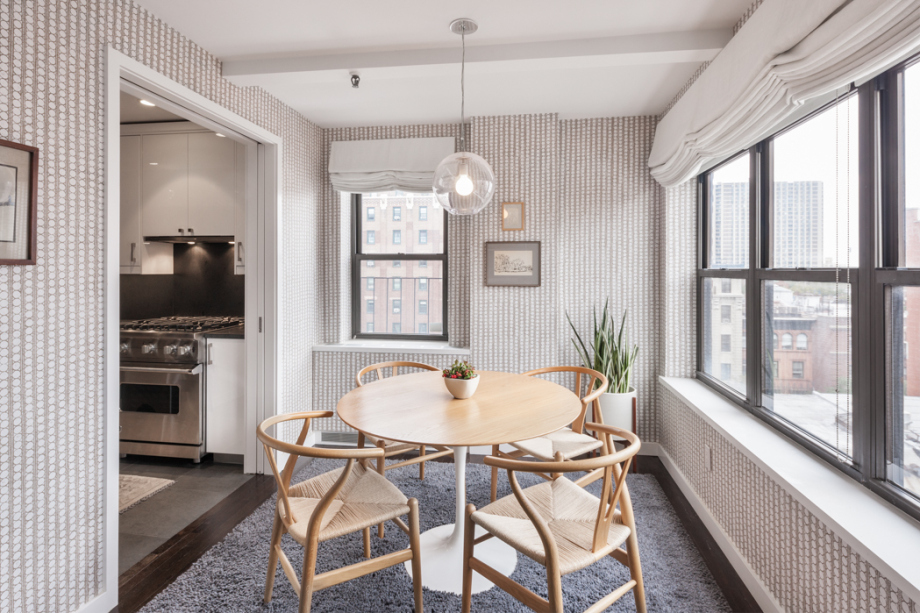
[485,241,541,287]
[501,202,524,231]
[0,138,38,265]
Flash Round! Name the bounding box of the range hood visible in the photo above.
[144,235,235,244]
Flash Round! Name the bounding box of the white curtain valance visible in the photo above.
[329,137,455,193]
[650,0,920,187]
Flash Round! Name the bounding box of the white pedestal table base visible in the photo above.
[404,446,518,594]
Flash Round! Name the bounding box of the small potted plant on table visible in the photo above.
[443,359,479,399]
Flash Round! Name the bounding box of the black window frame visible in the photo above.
[351,193,448,341]
[697,57,920,521]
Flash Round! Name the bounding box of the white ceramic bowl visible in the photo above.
[443,375,480,399]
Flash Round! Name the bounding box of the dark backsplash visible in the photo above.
[121,243,244,320]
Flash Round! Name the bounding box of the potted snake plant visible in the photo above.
[567,300,639,432]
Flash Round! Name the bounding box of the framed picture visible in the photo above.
[485,241,541,287]
[501,202,524,231]
[0,138,38,265]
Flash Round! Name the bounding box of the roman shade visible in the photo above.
[329,137,456,193]
[650,0,920,187]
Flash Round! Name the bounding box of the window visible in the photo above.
[393,323,401,334]
[721,305,732,323]
[693,77,920,514]
[353,192,446,339]
[721,334,731,352]
[366,230,375,245]
[721,364,732,380]
[367,207,375,221]
[366,299,374,314]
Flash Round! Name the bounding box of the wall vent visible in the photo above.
[319,432,359,446]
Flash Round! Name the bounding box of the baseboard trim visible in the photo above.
[656,447,784,613]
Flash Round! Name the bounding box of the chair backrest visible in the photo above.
[484,422,640,554]
[522,366,608,434]
[256,411,384,535]
[355,360,440,387]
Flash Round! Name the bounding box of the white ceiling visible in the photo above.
[120,91,185,123]
[134,0,750,127]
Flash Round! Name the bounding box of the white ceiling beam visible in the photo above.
[223,28,731,84]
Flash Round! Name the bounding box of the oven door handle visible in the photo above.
[120,364,203,375]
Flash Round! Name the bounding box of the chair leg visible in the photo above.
[363,527,371,558]
[357,432,366,468]
[263,510,283,603]
[299,541,319,613]
[626,529,648,613]
[462,504,476,613]
[377,442,387,538]
[408,498,424,613]
[546,564,564,613]
[419,445,426,480]
[490,444,500,502]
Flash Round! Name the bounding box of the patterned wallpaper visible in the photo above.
[314,115,665,441]
[0,1,322,609]
[660,387,918,613]
[661,181,698,378]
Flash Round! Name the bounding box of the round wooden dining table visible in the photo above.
[336,370,582,595]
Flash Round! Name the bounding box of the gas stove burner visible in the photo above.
[121,316,243,333]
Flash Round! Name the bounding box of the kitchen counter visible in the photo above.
[204,324,244,339]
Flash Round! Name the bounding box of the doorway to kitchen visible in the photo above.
[102,47,282,612]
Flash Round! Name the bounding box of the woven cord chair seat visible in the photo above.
[283,463,410,544]
[472,476,630,575]
[364,433,418,455]
[511,427,604,461]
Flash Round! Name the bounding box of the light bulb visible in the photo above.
[455,173,474,196]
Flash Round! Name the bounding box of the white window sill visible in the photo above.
[312,340,470,355]
[660,376,920,605]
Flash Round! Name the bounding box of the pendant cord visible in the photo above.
[460,24,466,152]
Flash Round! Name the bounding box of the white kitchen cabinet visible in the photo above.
[188,132,237,237]
[206,337,245,455]
[120,135,142,273]
[142,133,189,238]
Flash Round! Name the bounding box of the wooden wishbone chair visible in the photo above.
[356,361,454,537]
[490,366,608,502]
[463,423,646,613]
[257,411,423,613]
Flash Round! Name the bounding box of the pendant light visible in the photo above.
[432,18,496,215]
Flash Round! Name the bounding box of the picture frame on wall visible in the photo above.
[0,138,38,265]
[485,241,541,287]
[501,202,524,231]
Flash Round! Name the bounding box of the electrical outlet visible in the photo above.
[704,444,713,472]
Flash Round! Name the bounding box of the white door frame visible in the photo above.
[92,46,283,613]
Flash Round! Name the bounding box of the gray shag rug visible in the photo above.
[140,459,731,612]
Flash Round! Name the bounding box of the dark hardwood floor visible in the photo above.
[114,452,760,613]
[114,474,276,613]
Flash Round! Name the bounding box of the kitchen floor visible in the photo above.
[119,456,253,575]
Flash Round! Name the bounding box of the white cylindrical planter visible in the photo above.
[444,376,480,399]
[597,387,636,435]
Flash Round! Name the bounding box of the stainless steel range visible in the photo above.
[119,316,243,461]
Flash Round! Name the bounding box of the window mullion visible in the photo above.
[750,145,764,406]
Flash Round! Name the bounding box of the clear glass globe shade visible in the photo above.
[432,152,495,215]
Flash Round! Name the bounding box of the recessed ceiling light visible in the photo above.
[139,99,156,107]
[228,241,236,245]
[187,241,196,245]
[148,162,158,166]
[215,133,226,138]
